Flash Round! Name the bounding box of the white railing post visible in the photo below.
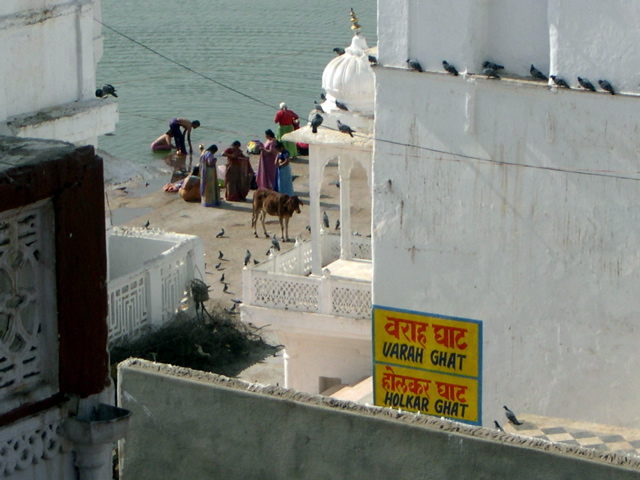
[319,268,333,315]
[146,264,163,329]
[242,265,253,304]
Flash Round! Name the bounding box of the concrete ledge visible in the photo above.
[118,358,640,479]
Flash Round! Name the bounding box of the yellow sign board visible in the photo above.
[374,364,479,423]
[373,306,482,424]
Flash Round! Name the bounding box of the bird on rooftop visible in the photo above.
[335,219,340,230]
[483,68,500,79]
[218,250,224,260]
[503,405,523,425]
[322,211,330,229]
[442,60,459,76]
[333,47,345,56]
[337,120,355,137]
[216,228,224,238]
[311,113,323,134]
[143,220,150,229]
[577,77,596,92]
[530,64,547,81]
[407,58,423,72]
[96,84,118,98]
[483,61,504,71]
[335,100,349,111]
[598,79,615,95]
[244,249,251,266]
[368,55,378,65]
[272,235,280,252]
[253,259,260,265]
[494,421,504,432]
[314,101,326,113]
[550,75,570,88]
[320,93,327,101]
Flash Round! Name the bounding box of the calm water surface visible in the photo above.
[96,0,377,164]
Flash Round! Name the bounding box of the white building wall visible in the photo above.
[373,36,640,428]
[0,0,117,145]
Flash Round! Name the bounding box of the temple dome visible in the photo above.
[322,34,375,114]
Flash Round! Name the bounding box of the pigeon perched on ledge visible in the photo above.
[442,60,459,76]
[577,77,596,92]
[598,79,615,95]
[503,405,523,425]
[530,64,547,81]
[550,75,570,88]
[407,58,423,72]
[337,120,355,137]
[333,47,345,56]
[96,84,118,98]
[483,61,504,71]
[311,113,323,134]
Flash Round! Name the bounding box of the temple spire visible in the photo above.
[350,8,361,34]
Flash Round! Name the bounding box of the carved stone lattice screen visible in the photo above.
[0,201,58,416]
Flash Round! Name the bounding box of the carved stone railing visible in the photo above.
[106,228,204,345]
[243,234,372,319]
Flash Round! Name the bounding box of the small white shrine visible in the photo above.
[241,11,376,395]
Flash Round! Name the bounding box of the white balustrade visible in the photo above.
[244,234,372,319]
[106,228,204,345]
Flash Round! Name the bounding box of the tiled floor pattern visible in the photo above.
[504,414,640,458]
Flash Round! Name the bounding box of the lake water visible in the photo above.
[96,0,377,164]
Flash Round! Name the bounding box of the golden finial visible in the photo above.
[350,8,361,33]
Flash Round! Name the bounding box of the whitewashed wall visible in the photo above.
[373,63,640,428]
[0,0,116,146]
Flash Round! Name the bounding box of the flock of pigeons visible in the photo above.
[407,58,617,94]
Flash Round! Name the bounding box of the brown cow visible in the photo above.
[251,189,302,241]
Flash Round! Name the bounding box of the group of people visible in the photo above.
[153,103,300,206]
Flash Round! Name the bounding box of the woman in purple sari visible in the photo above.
[256,129,277,190]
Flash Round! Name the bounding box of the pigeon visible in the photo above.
[483,68,500,79]
[229,301,236,311]
[598,79,615,95]
[314,101,326,113]
[530,64,547,81]
[494,421,504,432]
[253,259,260,265]
[272,235,280,252]
[503,405,523,425]
[320,93,327,101]
[550,75,570,88]
[220,273,225,283]
[482,61,504,71]
[231,298,242,304]
[96,84,118,98]
[306,225,312,232]
[216,228,224,238]
[214,262,222,270]
[442,60,459,76]
[218,250,224,260]
[368,55,378,65]
[311,113,323,134]
[333,47,345,56]
[244,249,251,266]
[224,307,238,315]
[337,120,355,137]
[115,186,127,191]
[143,220,150,229]
[335,219,340,230]
[335,100,349,111]
[223,283,229,293]
[322,211,330,229]
[407,58,423,72]
[577,77,596,92]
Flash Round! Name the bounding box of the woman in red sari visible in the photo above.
[223,140,254,202]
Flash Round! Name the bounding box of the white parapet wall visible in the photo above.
[106,227,205,345]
